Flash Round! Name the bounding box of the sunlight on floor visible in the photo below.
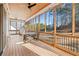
[21,43,58,56]
[16,42,24,44]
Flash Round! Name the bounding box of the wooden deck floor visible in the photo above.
[2,35,72,56]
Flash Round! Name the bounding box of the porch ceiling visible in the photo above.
[6,3,50,20]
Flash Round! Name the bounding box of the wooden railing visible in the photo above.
[39,33,79,55]
[56,34,79,55]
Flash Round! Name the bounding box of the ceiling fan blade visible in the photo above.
[28,3,31,5]
[28,3,36,8]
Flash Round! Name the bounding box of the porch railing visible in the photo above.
[39,33,79,55]
[56,34,79,55]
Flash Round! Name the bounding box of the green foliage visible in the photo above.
[40,23,44,29]
[76,4,79,9]
[56,4,71,15]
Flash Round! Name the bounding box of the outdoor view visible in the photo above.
[76,4,79,32]
[10,19,25,34]
[56,3,72,33]
[46,10,54,32]
[25,4,72,33]
[24,3,79,55]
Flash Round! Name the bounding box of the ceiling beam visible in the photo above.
[30,3,50,18]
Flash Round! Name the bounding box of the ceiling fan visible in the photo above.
[28,3,36,9]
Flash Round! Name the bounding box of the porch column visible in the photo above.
[53,9,57,46]
[16,18,18,34]
[34,18,36,31]
[72,3,75,36]
[37,15,40,40]
[9,18,11,35]
[45,13,46,32]
[38,15,40,32]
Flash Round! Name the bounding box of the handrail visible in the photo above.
[56,33,79,38]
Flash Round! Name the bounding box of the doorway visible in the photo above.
[9,19,25,35]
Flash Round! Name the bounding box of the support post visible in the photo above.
[16,18,18,34]
[38,15,40,32]
[45,13,46,32]
[53,9,57,46]
[37,15,40,40]
[72,3,75,36]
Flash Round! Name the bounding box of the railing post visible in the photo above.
[72,3,75,36]
[53,9,57,46]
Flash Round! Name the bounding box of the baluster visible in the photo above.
[77,39,79,53]
[71,37,73,51]
[64,36,65,48]
[76,38,78,53]
[64,36,66,48]
[61,36,63,47]
[75,37,77,53]
[68,37,70,49]
[72,37,74,52]
[65,37,67,49]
